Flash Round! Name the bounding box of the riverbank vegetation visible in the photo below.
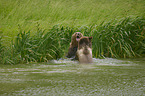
[0,0,144,64]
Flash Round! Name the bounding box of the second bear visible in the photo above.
[76,36,93,63]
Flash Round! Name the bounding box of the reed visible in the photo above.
[92,17,145,58]
[0,17,144,64]
[1,0,144,41]
[0,32,3,63]
[7,24,73,64]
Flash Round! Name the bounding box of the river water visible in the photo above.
[0,58,144,96]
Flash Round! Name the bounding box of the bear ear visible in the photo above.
[89,36,93,40]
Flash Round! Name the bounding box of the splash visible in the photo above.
[49,58,135,66]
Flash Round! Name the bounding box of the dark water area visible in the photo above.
[0,58,144,96]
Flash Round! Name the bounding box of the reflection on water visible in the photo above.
[0,58,144,96]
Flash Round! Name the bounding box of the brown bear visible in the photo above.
[76,36,93,63]
[66,32,83,58]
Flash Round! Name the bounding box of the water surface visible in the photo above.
[0,58,144,96]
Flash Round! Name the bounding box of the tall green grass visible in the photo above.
[0,17,144,64]
[0,0,144,44]
[0,0,145,64]
[92,17,145,58]
[0,31,3,63]
[4,24,73,64]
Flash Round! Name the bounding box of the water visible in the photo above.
[0,58,144,96]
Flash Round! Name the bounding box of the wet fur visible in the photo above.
[76,36,93,63]
[66,32,83,58]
